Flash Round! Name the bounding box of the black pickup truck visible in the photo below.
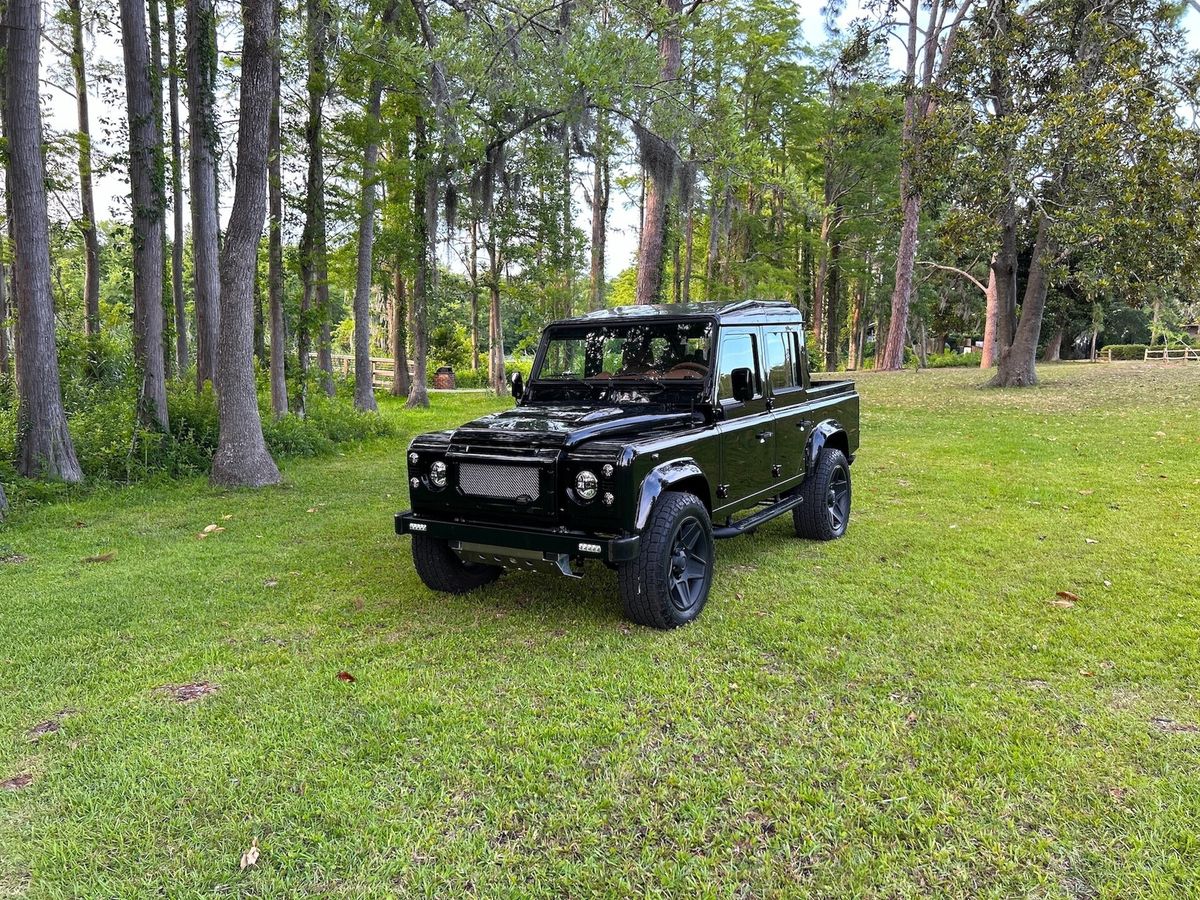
[396,301,860,628]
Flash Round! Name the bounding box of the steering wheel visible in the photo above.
[666,361,708,378]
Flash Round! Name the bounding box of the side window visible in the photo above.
[765,331,795,391]
[717,331,762,402]
[792,331,804,385]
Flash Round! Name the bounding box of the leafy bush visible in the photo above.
[927,350,982,368]
[1100,344,1149,360]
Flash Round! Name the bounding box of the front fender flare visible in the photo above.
[805,420,847,474]
[634,459,707,531]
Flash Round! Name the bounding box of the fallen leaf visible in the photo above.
[0,552,29,565]
[221,514,234,520]
[1056,590,1081,603]
[1050,599,1076,609]
[1085,538,1099,545]
[1079,669,1095,677]
[306,508,317,514]
[1103,580,1112,588]
[1107,786,1130,802]
[156,681,219,703]
[1077,489,1094,496]
[239,837,260,871]
[336,671,356,683]
[263,579,278,588]
[202,524,225,534]
[82,551,117,563]
[905,711,919,725]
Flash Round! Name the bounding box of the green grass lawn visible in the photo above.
[2,362,1199,898]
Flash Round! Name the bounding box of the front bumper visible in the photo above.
[394,511,640,564]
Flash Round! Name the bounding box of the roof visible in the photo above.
[566,300,804,325]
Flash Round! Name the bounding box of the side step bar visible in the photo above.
[712,493,804,539]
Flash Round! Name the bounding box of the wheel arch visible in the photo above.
[634,459,711,531]
[805,420,850,475]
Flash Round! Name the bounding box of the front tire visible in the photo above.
[618,492,714,629]
[794,448,852,540]
[411,534,502,594]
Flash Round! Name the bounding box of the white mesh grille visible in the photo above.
[458,463,540,501]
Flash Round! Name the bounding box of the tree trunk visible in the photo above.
[0,257,9,379]
[468,217,480,367]
[406,118,432,409]
[67,0,102,339]
[268,0,287,418]
[589,129,609,311]
[990,214,1051,388]
[186,0,220,390]
[303,0,334,398]
[847,266,865,370]
[164,0,187,372]
[390,268,410,396]
[147,0,173,375]
[980,261,999,367]
[1042,325,1063,362]
[704,182,719,299]
[879,116,920,371]
[682,174,695,304]
[121,0,170,430]
[5,0,83,481]
[633,0,682,305]
[351,4,398,413]
[823,233,842,370]
[211,0,280,487]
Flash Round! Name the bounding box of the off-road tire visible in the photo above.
[412,534,502,594]
[793,448,851,541]
[618,492,714,629]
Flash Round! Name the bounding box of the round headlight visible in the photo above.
[575,469,599,500]
[430,460,448,488]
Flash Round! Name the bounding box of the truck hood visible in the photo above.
[449,404,696,450]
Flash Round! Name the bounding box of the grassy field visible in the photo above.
[1,362,1198,898]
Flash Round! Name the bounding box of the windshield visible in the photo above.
[534,320,714,383]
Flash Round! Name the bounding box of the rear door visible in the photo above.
[764,328,809,484]
[715,328,776,509]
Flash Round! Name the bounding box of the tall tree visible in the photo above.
[302,0,335,398]
[186,0,221,390]
[211,0,280,487]
[4,0,83,481]
[350,0,400,413]
[65,0,101,338]
[588,119,610,311]
[166,0,188,372]
[267,0,287,418]
[121,0,170,430]
[633,0,682,305]
[871,0,976,370]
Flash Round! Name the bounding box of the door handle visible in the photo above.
[756,430,774,443]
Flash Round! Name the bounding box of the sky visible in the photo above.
[42,0,1200,279]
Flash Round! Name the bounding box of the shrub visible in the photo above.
[1100,344,1149,360]
[927,350,982,368]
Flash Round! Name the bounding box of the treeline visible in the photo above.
[1,0,1198,513]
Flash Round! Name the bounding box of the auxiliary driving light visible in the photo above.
[430,460,448,488]
[575,469,599,500]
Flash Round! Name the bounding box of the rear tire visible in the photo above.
[793,448,851,541]
[411,534,502,594]
[618,492,714,629]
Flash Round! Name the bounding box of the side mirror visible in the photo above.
[510,371,524,400]
[731,367,755,402]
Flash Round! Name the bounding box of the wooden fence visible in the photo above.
[320,354,414,390]
[1144,347,1200,362]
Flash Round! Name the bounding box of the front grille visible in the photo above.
[458,463,540,501]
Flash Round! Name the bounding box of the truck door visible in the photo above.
[764,328,809,484]
[715,328,776,510]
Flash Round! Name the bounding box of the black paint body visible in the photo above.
[395,301,860,566]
